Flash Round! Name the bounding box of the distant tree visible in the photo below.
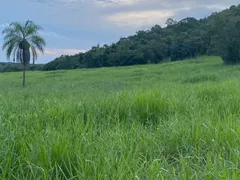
[165,18,177,26]
[2,20,46,87]
[209,12,240,64]
[230,5,237,9]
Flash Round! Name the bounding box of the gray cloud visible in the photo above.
[31,0,239,30]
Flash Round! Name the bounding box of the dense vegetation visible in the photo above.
[0,62,43,72]
[1,56,240,179]
[43,5,240,71]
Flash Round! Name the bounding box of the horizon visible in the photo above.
[0,0,239,64]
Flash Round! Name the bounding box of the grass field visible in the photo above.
[1,56,240,179]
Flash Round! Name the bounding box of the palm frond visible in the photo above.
[2,36,22,50]
[2,27,22,39]
[3,33,20,42]
[12,45,20,62]
[29,35,46,54]
[2,26,13,34]
[25,20,43,37]
[6,42,17,59]
[25,20,32,27]
[10,22,25,37]
[30,46,38,64]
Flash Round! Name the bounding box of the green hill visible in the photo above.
[1,56,240,179]
[44,4,240,71]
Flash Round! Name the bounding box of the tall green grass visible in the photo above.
[0,56,240,179]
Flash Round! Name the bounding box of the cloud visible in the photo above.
[36,48,86,63]
[40,31,70,40]
[95,0,145,7]
[105,6,193,28]
[28,0,239,31]
[106,10,174,27]
[43,48,86,56]
[205,4,230,10]
[97,0,239,29]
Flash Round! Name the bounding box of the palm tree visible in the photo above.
[2,20,46,87]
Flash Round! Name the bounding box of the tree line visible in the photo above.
[43,4,240,71]
[0,62,43,72]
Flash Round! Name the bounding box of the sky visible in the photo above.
[0,0,239,64]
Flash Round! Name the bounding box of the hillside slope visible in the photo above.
[0,56,238,89]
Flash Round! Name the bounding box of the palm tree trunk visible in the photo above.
[22,68,26,87]
[22,44,30,87]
